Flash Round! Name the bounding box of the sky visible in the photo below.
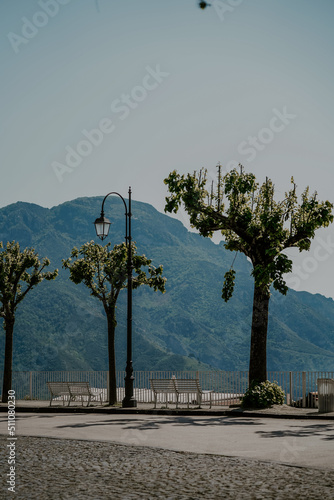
[1,0,334,298]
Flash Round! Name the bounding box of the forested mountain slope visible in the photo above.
[0,197,333,372]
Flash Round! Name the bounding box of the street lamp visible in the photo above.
[94,187,137,408]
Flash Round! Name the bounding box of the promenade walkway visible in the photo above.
[1,402,334,499]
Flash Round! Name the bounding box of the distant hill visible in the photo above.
[0,197,334,373]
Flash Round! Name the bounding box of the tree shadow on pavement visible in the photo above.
[256,422,334,441]
[53,415,263,431]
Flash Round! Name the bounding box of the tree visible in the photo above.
[62,241,166,405]
[0,241,58,403]
[164,165,333,384]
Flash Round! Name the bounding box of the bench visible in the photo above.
[47,382,103,407]
[150,378,212,409]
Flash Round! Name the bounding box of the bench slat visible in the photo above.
[174,380,202,393]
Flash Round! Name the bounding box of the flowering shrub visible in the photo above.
[241,380,285,409]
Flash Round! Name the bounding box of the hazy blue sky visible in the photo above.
[1,0,334,298]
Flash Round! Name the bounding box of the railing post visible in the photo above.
[30,371,33,400]
[289,371,293,406]
[302,371,306,408]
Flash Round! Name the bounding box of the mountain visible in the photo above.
[0,197,334,373]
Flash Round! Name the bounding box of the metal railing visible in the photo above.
[1,370,333,407]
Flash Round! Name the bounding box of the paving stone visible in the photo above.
[1,435,334,499]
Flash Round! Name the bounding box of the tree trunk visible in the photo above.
[106,310,117,406]
[248,284,270,385]
[2,315,15,404]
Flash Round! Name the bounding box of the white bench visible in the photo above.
[47,382,103,407]
[150,378,212,408]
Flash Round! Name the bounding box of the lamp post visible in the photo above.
[94,187,137,408]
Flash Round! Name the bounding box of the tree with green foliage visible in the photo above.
[164,165,333,384]
[0,241,58,403]
[63,241,166,405]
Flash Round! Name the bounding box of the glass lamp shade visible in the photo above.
[94,215,111,240]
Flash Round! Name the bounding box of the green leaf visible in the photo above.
[222,269,236,302]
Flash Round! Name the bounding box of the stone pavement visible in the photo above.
[1,434,334,500]
[1,403,334,499]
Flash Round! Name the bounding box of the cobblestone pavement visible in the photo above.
[1,435,334,499]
